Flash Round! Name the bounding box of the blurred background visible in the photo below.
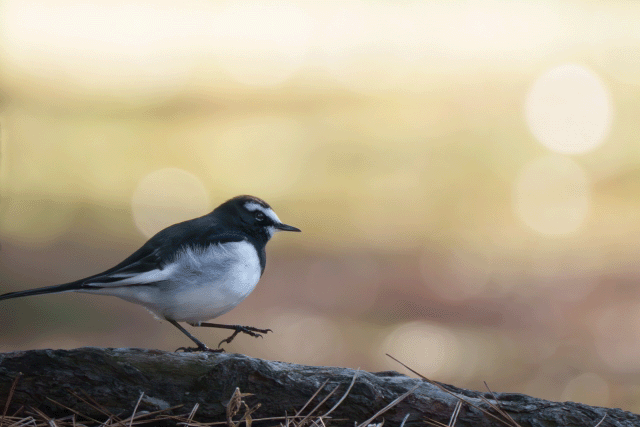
[1,0,640,412]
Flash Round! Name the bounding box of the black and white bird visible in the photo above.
[0,195,300,351]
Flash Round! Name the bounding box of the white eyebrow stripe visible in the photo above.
[244,202,281,224]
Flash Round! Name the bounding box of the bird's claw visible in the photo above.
[217,326,273,348]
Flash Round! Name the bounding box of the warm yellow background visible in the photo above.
[2,0,640,412]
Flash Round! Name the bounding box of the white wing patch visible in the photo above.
[100,264,178,285]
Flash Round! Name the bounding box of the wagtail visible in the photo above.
[0,195,300,351]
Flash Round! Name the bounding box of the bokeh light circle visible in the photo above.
[513,155,590,235]
[132,168,210,238]
[525,64,612,154]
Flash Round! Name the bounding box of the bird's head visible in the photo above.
[215,195,301,239]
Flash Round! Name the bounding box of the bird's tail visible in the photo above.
[0,282,83,301]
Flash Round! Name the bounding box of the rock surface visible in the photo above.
[0,348,637,426]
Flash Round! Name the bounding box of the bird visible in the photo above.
[0,195,300,352]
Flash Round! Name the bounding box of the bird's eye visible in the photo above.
[255,212,266,221]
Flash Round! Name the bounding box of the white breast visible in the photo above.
[88,241,263,323]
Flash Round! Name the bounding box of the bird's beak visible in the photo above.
[274,223,301,232]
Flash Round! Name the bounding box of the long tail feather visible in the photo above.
[0,282,83,301]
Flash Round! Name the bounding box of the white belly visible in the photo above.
[87,241,262,323]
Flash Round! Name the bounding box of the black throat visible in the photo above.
[243,229,270,274]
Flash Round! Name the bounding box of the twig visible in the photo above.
[164,415,347,426]
[237,402,261,427]
[593,414,607,427]
[118,406,184,425]
[1,372,22,427]
[386,354,516,427]
[294,379,331,418]
[181,404,199,427]
[321,371,359,419]
[424,419,448,427]
[297,385,341,427]
[5,415,37,427]
[64,389,119,423]
[355,384,419,427]
[448,401,462,426]
[480,382,519,427]
[46,398,102,425]
[28,406,54,425]
[127,393,144,427]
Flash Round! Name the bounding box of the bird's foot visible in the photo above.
[175,345,225,353]
[218,326,273,348]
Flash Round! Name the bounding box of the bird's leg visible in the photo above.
[168,319,224,353]
[189,322,273,348]
[218,329,243,348]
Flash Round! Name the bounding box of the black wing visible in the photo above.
[0,215,246,300]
